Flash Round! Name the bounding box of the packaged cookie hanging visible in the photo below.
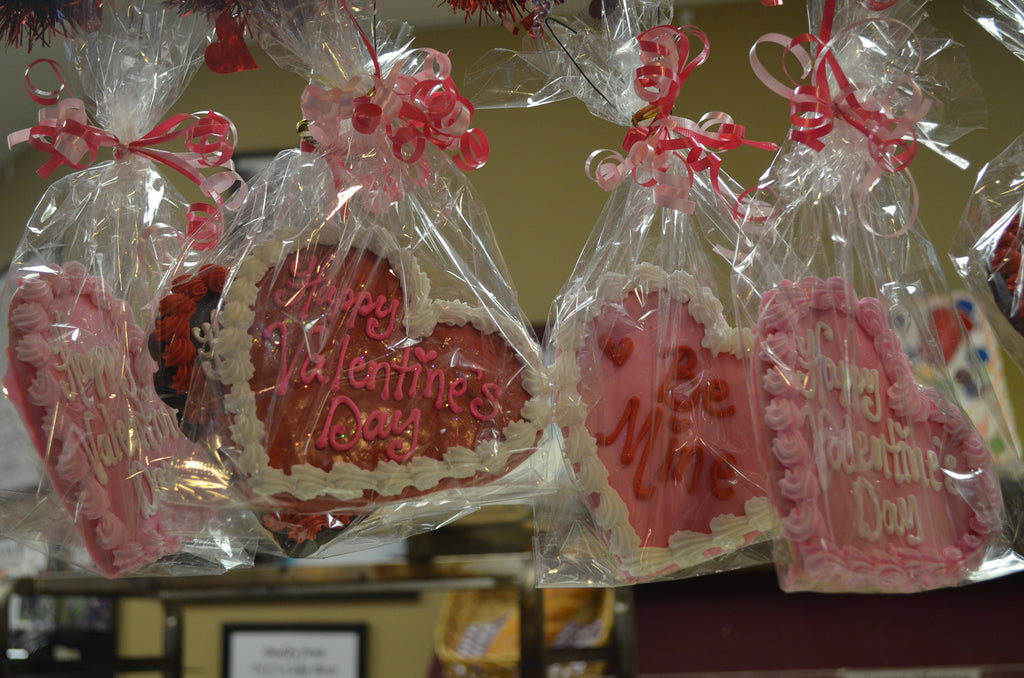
[165,0,550,558]
[0,0,253,577]
[735,0,1020,593]
[520,5,782,585]
[953,0,1024,394]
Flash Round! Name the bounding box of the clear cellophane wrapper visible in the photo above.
[732,0,1023,593]
[465,0,672,122]
[169,0,550,559]
[541,169,779,587]
[0,0,259,577]
[954,2,1024,391]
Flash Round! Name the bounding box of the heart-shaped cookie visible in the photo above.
[212,226,545,524]
[4,262,192,576]
[757,276,1003,592]
[553,263,775,582]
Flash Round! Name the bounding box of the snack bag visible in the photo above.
[528,9,782,585]
[165,0,549,558]
[734,0,1018,593]
[0,0,253,577]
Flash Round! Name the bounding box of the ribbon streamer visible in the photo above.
[748,0,930,235]
[299,48,490,210]
[588,25,777,215]
[7,59,246,246]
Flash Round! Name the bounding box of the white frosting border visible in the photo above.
[214,223,548,503]
[550,261,777,581]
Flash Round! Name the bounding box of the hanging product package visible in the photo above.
[954,0,1024,406]
[164,0,550,559]
[0,0,257,577]
[479,1,781,585]
[464,0,673,123]
[734,0,1022,593]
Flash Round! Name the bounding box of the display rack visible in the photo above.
[0,551,636,678]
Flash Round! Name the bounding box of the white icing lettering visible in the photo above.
[853,476,923,545]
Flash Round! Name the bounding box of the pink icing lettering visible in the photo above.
[469,383,502,421]
[317,395,360,452]
[447,378,468,414]
[424,367,448,410]
[365,298,399,340]
[273,253,336,318]
[265,321,300,397]
[301,351,328,386]
[391,347,423,401]
[315,394,422,458]
[330,334,352,392]
[348,356,370,390]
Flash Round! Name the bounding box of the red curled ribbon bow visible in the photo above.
[588,25,777,214]
[7,59,246,249]
[300,49,490,174]
[749,0,929,234]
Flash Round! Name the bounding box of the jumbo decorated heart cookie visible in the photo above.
[552,263,776,581]
[212,225,546,519]
[757,276,1003,592]
[4,262,191,576]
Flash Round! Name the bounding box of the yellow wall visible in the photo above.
[4,3,1024,677]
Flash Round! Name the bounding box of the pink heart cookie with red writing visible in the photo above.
[4,262,192,576]
[213,227,545,529]
[553,264,775,582]
[757,276,1003,592]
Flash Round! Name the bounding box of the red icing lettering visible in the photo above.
[596,344,741,501]
[711,452,737,500]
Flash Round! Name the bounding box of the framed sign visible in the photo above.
[223,623,367,678]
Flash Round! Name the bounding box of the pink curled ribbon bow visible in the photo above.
[587,25,777,215]
[749,0,930,234]
[7,59,246,250]
[300,49,490,173]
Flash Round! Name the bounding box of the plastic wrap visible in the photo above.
[953,2,1024,389]
[538,22,781,586]
[164,0,550,558]
[464,0,673,123]
[0,0,256,577]
[733,0,1020,593]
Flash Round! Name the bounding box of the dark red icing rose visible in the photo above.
[150,265,228,421]
[988,213,1024,334]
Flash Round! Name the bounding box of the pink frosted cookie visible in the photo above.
[757,276,1003,592]
[213,225,546,535]
[4,262,191,576]
[553,264,775,581]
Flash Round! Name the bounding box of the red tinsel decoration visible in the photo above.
[164,0,239,13]
[441,0,559,25]
[1,0,101,50]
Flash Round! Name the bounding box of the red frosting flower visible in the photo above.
[158,293,197,319]
[200,264,228,293]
